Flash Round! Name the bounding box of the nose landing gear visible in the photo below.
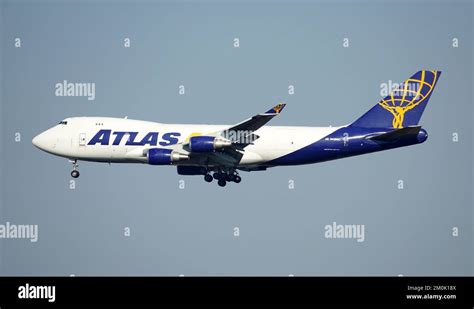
[70,160,80,178]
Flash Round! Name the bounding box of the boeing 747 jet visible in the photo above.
[33,70,440,187]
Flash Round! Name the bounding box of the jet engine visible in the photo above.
[147,148,189,165]
[189,136,231,153]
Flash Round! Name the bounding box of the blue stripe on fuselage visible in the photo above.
[266,126,427,166]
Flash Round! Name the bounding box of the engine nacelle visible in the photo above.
[189,136,231,153]
[147,148,188,165]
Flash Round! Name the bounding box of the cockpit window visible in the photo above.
[59,121,68,125]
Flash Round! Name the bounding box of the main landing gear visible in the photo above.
[204,170,241,187]
[70,160,80,178]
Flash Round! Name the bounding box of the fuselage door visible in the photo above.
[79,133,87,146]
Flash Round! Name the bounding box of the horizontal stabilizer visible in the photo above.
[368,126,421,142]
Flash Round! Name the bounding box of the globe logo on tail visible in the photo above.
[378,70,438,128]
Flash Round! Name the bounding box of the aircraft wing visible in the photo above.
[154,103,286,167]
[220,103,286,145]
[225,103,286,133]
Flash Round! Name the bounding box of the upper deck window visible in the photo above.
[59,121,68,125]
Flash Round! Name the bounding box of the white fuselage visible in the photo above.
[32,117,341,167]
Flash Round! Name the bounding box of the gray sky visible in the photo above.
[0,0,472,276]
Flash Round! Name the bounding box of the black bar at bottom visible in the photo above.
[0,277,472,306]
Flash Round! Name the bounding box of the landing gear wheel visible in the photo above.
[225,174,234,182]
[204,174,213,183]
[213,173,221,180]
[234,175,241,183]
[70,160,80,178]
[217,179,227,187]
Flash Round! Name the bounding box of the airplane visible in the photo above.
[32,70,440,187]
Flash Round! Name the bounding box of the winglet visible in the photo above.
[265,103,286,114]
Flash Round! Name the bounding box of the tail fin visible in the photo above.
[350,70,441,128]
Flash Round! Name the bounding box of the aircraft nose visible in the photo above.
[32,132,49,151]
